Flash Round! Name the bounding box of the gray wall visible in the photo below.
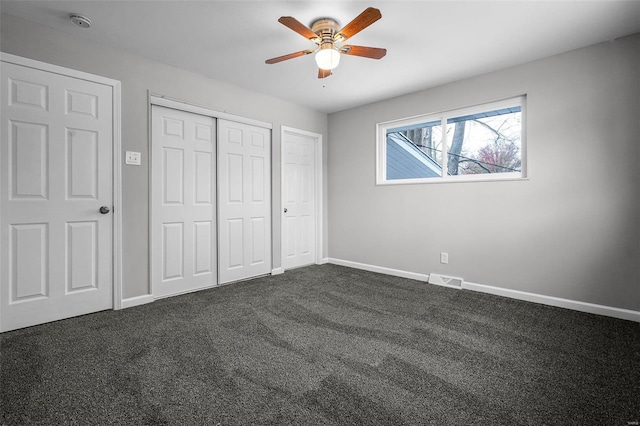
[328,34,639,311]
[1,14,329,299]
[3,12,638,312]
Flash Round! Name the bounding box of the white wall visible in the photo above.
[328,34,640,311]
[0,13,329,299]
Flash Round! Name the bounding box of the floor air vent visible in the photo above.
[428,274,463,288]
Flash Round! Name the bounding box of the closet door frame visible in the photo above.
[279,126,324,272]
[148,95,272,298]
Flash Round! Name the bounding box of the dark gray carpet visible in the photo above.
[1,264,639,425]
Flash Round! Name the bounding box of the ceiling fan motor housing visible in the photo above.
[311,18,340,43]
[311,18,341,70]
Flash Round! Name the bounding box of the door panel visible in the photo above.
[10,223,48,301]
[66,221,98,292]
[163,148,184,204]
[250,217,266,265]
[218,120,271,284]
[194,152,212,204]
[282,130,317,270]
[228,219,244,268]
[193,221,213,275]
[151,106,216,297]
[162,222,184,281]
[11,121,48,198]
[1,61,113,332]
[67,128,98,199]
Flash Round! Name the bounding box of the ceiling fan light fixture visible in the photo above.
[315,46,340,70]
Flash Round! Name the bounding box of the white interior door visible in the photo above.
[151,106,216,298]
[0,61,113,332]
[218,119,271,284]
[282,129,317,270]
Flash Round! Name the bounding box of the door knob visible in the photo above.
[284,208,288,213]
[99,206,110,214]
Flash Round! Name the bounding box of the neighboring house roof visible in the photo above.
[386,132,442,179]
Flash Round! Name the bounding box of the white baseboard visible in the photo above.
[120,294,154,309]
[328,258,429,282]
[462,281,640,323]
[327,258,640,323]
[122,262,640,322]
[318,258,329,265]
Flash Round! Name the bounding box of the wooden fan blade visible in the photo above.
[265,49,314,64]
[318,68,332,79]
[334,7,382,43]
[278,16,321,43]
[340,45,387,59]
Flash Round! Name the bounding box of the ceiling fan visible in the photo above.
[265,7,387,79]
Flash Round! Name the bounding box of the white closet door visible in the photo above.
[0,61,113,332]
[151,106,216,298]
[218,119,271,284]
[282,130,316,270]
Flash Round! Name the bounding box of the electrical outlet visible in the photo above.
[125,151,141,166]
[440,252,449,264]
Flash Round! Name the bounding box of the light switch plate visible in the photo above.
[125,151,141,166]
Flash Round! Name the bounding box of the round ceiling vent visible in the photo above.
[69,13,91,28]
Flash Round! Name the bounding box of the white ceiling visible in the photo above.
[2,1,639,114]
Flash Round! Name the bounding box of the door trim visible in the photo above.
[0,52,123,315]
[149,94,272,130]
[280,126,323,272]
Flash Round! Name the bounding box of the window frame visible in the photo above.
[376,96,527,185]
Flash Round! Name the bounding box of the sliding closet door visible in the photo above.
[218,119,271,284]
[151,106,216,298]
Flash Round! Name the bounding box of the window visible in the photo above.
[377,96,526,184]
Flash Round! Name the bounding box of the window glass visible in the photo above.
[445,108,521,176]
[386,121,442,180]
[377,97,525,184]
